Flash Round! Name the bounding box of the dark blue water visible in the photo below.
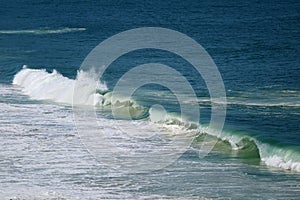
[1,0,300,198]
[1,0,299,146]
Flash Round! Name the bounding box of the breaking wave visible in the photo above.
[13,67,300,172]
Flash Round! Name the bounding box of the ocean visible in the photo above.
[0,0,299,199]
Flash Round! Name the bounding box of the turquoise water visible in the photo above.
[0,0,300,199]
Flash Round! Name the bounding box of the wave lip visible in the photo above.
[0,27,86,35]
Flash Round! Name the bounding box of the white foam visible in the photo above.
[13,67,146,120]
[13,67,106,106]
[262,155,300,172]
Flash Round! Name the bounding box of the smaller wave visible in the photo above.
[225,100,300,108]
[148,106,300,172]
[0,27,86,35]
[257,85,282,89]
[188,98,300,108]
[281,90,300,94]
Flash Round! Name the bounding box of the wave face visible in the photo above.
[13,67,300,172]
[0,27,86,35]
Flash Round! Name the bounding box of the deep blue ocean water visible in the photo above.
[0,0,300,199]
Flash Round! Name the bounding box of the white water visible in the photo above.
[13,66,107,106]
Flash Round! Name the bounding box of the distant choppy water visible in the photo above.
[1,0,300,199]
